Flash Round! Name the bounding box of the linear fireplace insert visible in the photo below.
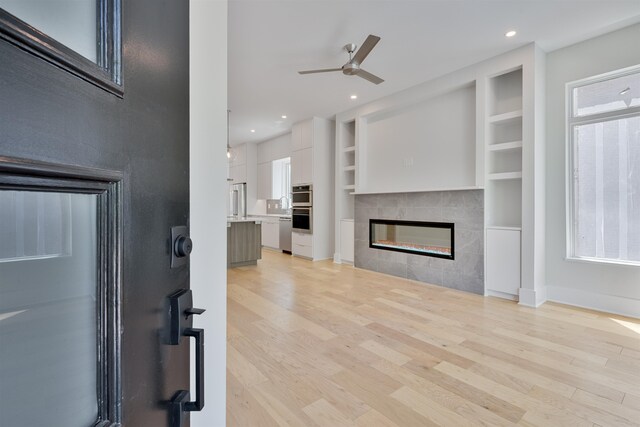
[369,219,454,260]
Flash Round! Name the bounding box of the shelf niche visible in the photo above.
[485,67,524,298]
[338,120,356,220]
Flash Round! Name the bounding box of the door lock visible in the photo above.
[171,226,192,268]
[174,235,193,257]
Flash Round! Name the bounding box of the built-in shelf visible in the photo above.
[485,67,525,299]
[486,225,522,231]
[343,146,356,153]
[488,172,522,181]
[488,140,523,152]
[488,109,523,124]
[343,184,355,191]
[343,165,355,172]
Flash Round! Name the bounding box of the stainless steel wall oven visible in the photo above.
[291,184,312,207]
[292,207,312,233]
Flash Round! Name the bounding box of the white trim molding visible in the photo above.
[547,286,640,319]
[519,287,547,308]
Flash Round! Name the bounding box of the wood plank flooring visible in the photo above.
[227,251,640,426]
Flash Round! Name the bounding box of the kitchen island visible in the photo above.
[227,218,262,268]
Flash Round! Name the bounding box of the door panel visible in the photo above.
[0,0,191,425]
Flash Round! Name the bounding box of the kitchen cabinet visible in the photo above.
[292,231,313,258]
[257,163,272,199]
[261,219,280,249]
[228,145,247,167]
[229,164,246,184]
[291,147,312,185]
[290,117,334,260]
[227,220,262,268]
[292,119,313,151]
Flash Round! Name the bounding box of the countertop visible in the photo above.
[250,214,292,219]
[227,216,262,224]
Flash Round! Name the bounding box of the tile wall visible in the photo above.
[354,190,484,294]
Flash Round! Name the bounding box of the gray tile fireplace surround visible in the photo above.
[354,190,484,294]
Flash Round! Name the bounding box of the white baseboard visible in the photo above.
[486,289,518,301]
[518,287,547,308]
[546,285,640,319]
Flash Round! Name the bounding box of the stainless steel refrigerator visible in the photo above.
[228,182,247,217]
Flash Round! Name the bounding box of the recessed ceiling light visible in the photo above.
[250,129,255,133]
[505,30,517,38]
[350,94,358,100]
[281,115,287,119]
[620,87,631,95]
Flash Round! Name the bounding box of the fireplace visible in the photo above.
[369,219,454,260]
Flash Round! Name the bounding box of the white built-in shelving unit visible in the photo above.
[485,67,523,298]
[335,119,356,263]
[332,46,545,306]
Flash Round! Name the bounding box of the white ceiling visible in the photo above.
[228,0,640,145]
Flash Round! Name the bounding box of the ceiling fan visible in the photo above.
[298,34,384,85]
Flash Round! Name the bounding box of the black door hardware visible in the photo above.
[171,226,192,268]
[168,289,206,427]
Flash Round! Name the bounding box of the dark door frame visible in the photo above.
[0,155,123,426]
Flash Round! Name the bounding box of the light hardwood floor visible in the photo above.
[227,250,640,426]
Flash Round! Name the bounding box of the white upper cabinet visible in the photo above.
[292,119,313,151]
[228,145,246,167]
[229,164,246,183]
[257,162,271,199]
[291,148,312,185]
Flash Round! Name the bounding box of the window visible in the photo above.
[567,67,640,265]
[271,157,291,202]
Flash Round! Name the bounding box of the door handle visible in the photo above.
[183,327,204,412]
[168,289,206,427]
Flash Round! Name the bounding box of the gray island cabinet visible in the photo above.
[227,218,262,268]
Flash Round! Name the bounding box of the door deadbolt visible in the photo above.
[174,235,193,257]
[171,226,191,268]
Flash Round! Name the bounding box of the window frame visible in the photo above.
[565,64,640,267]
[0,0,123,97]
[0,156,124,426]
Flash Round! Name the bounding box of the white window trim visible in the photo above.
[565,64,640,267]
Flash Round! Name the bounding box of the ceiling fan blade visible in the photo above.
[352,34,380,65]
[357,69,384,85]
[298,68,342,75]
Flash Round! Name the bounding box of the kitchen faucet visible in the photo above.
[280,195,291,212]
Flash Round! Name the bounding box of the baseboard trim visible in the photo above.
[546,286,640,319]
[518,287,547,308]
[486,289,518,301]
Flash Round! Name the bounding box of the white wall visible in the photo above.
[190,1,227,426]
[546,23,640,318]
[364,84,476,193]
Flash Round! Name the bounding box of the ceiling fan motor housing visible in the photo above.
[342,63,360,75]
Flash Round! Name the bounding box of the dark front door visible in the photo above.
[0,1,193,426]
